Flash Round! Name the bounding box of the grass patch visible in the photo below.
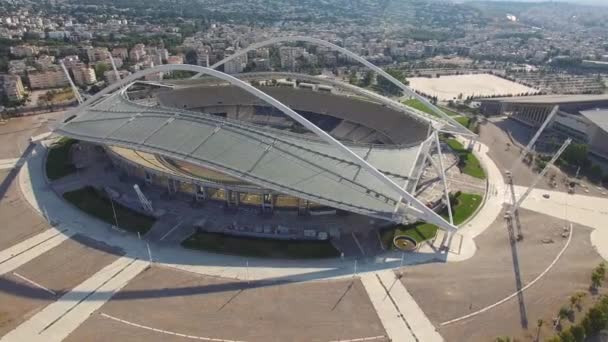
[63,186,156,234]
[403,98,438,117]
[454,116,471,128]
[438,106,461,117]
[446,138,486,179]
[381,192,483,247]
[182,231,340,259]
[46,137,78,180]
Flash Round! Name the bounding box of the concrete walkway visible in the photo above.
[1,257,148,342]
[360,273,416,342]
[376,271,443,342]
[0,158,24,170]
[0,229,75,275]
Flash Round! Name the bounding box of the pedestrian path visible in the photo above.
[1,256,148,342]
[0,158,24,170]
[376,270,443,342]
[360,273,417,342]
[0,229,74,275]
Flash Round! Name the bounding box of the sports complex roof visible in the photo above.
[57,90,423,221]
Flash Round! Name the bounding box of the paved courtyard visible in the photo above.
[401,207,602,341]
[0,234,123,336]
[65,265,388,342]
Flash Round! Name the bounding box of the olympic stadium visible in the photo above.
[52,37,477,248]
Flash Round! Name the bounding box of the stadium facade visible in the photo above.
[54,37,476,234]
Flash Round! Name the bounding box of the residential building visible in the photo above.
[71,66,97,86]
[111,47,129,61]
[104,69,131,85]
[27,65,69,89]
[86,47,110,63]
[0,74,26,101]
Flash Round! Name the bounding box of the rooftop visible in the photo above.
[481,94,608,105]
[580,108,608,133]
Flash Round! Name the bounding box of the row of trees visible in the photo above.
[496,263,608,342]
[547,263,608,342]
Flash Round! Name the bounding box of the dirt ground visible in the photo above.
[0,112,63,159]
[399,207,603,341]
[0,234,123,336]
[65,266,388,342]
[0,169,49,251]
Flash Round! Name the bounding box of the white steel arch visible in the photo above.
[194,35,475,137]
[59,64,456,232]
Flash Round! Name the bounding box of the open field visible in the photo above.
[409,74,537,101]
[65,266,387,342]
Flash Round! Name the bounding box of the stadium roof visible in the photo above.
[56,92,425,222]
[481,94,608,105]
[580,108,608,133]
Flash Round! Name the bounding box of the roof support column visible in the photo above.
[433,131,453,225]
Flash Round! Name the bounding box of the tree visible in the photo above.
[558,329,575,342]
[560,143,589,168]
[94,63,109,80]
[359,71,373,87]
[591,270,602,290]
[535,319,544,342]
[587,307,607,334]
[570,325,585,342]
[589,165,603,183]
[375,68,408,96]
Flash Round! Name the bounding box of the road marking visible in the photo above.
[441,223,574,326]
[12,272,57,296]
[159,220,183,241]
[100,313,247,342]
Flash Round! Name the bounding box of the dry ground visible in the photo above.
[0,235,123,336]
[399,207,602,341]
[66,266,388,342]
[0,169,49,251]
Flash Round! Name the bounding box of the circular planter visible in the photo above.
[393,235,418,251]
